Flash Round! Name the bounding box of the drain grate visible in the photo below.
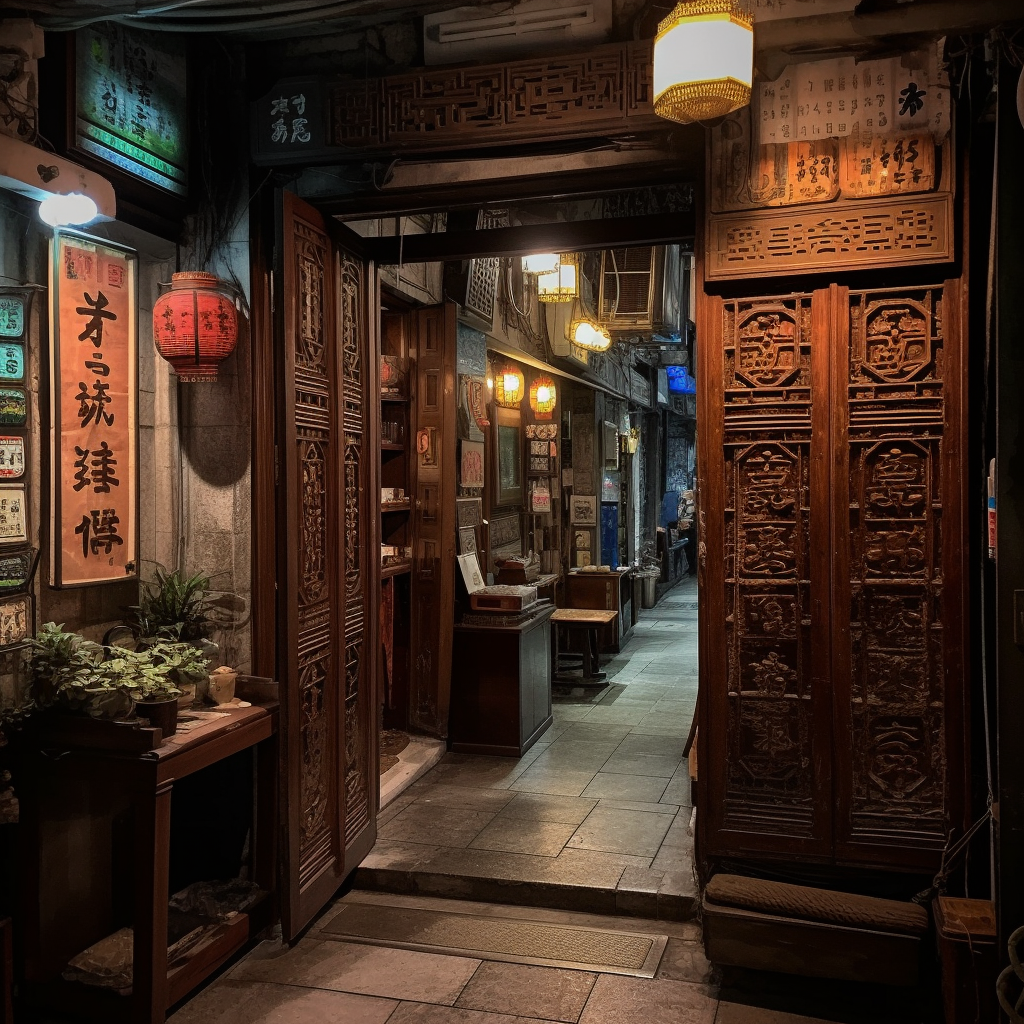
[321,901,668,977]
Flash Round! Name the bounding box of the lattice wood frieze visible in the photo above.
[330,42,659,153]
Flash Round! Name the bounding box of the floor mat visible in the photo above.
[321,901,668,977]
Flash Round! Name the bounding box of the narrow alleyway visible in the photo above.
[355,579,699,917]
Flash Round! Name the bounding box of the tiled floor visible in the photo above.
[355,579,700,917]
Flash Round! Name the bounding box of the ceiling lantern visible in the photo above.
[653,0,754,125]
[153,272,239,382]
[529,376,557,419]
[522,253,560,275]
[571,319,612,353]
[536,254,578,303]
[493,364,525,407]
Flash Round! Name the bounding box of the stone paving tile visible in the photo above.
[231,939,480,1004]
[553,846,654,873]
[595,799,678,816]
[358,839,445,872]
[510,767,599,797]
[577,975,717,1024]
[168,980,398,1024]
[469,816,578,857]
[379,806,498,848]
[455,962,597,1023]
[386,1003,522,1024]
[614,732,685,757]
[655,938,715,986]
[496,793,599,825]
[600,753,682,778]
[659,772,692,807]
[580,772,670,804]
[407,783,520,812]
[557,722,635,743]
[582,705,654,726]
[566,805,672,858]
[415,845,629,889]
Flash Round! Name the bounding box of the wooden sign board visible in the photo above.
[49,231,138,587]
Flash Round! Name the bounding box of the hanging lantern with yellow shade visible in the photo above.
[529,376,558,419]
[653,0,754,125]
[493,364,525,407]
[536,254,578,303]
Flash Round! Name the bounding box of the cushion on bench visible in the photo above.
[704,873,929,936]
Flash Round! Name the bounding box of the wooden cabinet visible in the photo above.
[16,705,278,1024]
[566,568,634,652]
[696,282,968,874]
[450,606,554,757]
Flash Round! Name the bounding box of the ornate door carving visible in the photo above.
[698,282,966,871]
[277,191,378,939]
[409,305,457,735]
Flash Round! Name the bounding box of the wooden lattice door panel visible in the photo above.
[831,281,967,869]
[277,191,377,940]
[408,304,457,736]
[699,282,968,870]
[701,291,834,861]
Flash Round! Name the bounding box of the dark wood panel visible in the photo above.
[409,304,458,736]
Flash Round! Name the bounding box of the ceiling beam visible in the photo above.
[345,210,696,265]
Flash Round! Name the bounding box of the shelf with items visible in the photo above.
[381,560,412,579]
[381,500,411,513]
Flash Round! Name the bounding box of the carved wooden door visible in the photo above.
[277,191,378,940]
[408,305,457,736]
[697,281,966,872]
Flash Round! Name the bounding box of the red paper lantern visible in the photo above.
[153,272,238,382]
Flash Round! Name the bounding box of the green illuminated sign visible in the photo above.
[0,346,24,383]
[0,297,24,339]
[75,24,187,196]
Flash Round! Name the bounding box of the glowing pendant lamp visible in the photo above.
[536,258,578,303]
[522,253,560,275]
[493,364,525,407]
[529,376,557,419]
[653,0,754,125]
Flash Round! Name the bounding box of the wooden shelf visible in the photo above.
[381,561,412,578]
[381,442,405,451]
[381,501,411,513]
[381,394,409,404]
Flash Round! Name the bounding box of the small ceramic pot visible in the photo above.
[135,696,179,738]
[208,671,237,705]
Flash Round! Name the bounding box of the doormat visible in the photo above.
[321,901,668,977]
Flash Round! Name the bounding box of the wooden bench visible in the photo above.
[702,873,930,987]
[550,608,618,686]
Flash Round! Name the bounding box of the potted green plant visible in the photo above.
[130,566,213,645]
[117,641,208,738]
[24,623,136,721]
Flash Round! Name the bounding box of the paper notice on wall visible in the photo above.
[758,41,950,145]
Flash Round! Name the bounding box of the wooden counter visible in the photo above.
[565,568,635,652]
[450,604,554,757]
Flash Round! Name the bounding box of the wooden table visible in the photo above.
[16,703,279,1024]
[551,608,618,685]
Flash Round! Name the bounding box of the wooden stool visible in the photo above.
[551,608,618,685]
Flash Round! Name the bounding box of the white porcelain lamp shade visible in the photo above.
[571,319,611,352]
[653,0,754,125]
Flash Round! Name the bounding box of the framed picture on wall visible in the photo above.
[493,405,523,507]
[459,439,485,489]
[570,494,597,526]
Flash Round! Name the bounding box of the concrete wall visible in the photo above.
[0,185,253,720]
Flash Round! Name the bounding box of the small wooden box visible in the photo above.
[469,585,538,612]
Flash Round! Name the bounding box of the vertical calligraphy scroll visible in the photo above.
[50,231,138,586]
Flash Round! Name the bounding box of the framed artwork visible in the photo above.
[0,486,27,544]
[0,592,32,648]
[574,530,591,550]
[0,548,37,594]
[603,420,619,468]
[570,494,597,527]
[493,405,523,507]
[602,471,621,503]
[459,439,485,489]
[458,526,478,555]
[576,550,592,568]
[456,496,483,528]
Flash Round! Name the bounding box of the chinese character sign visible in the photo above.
[51,233,137,587]
[251,79,326,165]
[758,42,950,145]
[75,24,187,196]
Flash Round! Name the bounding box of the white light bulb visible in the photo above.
[486,377,494,389]
[503,373,520,393]
[536,386,551,404]
[38,192,99,227]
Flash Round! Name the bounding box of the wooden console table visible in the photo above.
[450,605,554,757]
[16,703,278,1024]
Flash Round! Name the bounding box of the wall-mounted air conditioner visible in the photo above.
[424,0,611,65]
[597,245,684,341]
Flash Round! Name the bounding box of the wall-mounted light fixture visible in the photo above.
[570,319,612,352]
[493,363,525,407]
[522,253,560,275]
[529,376,557,419]
[536,254,578,303]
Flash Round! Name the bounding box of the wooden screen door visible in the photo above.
[276,191,379,939]
[697,281,967,872]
